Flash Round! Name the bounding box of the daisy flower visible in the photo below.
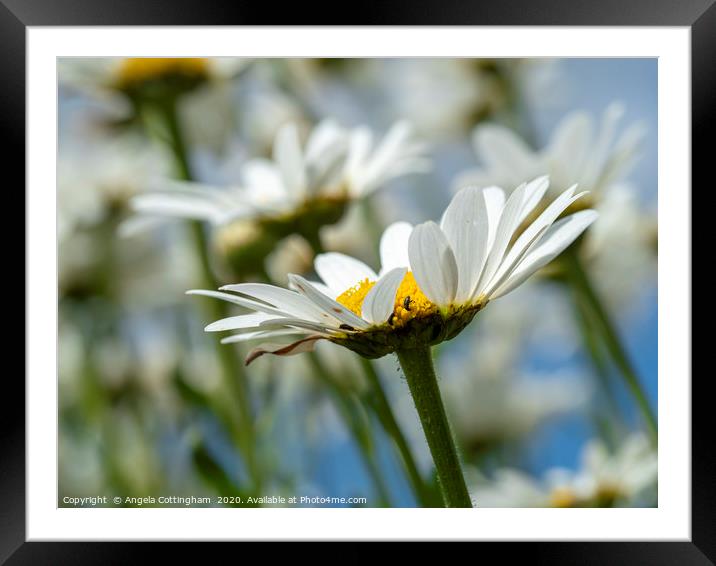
[469,433,657,508]
[454,103,645,211]
[455,105,657,441]
[130,119,429,238]
[189,175,596,363]
[190,175,596,507]
[60,57,248,99]
[59,57,250,153]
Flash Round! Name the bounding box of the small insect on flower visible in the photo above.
[188,176,597,364]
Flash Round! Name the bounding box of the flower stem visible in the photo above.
[307,352,392,506]
[304,230,326,256]
[562,248,657,444]
[396,347,472,508]
[154,97,262,490]
[358,357,434,507]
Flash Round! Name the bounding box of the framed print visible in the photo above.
[6,0,707,560]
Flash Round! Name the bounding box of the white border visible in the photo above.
[28,27,691,541]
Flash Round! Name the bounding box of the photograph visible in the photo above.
[56,56,659,510]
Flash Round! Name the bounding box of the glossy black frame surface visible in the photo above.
[5,0,707,561]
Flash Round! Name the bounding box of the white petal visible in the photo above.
[241,159,288,202]
[118,215,170,237]
[205,313,273,332]
[518,184,586,253]
[273,122,306,199]
[361,267,407,325]
[546,111,592,182]
[477,181,527,291]
[218,283,336,325]
[314,253,377,296]
[473,124,540,185]
[304,121,348,189]
[482,186,506,250]
[477,177,550,292]
[221,328,307,344]
[481,224,550,298]
[287,274,370,329]
[187,289,288,318]
[305,120,344,163]
[379,222,413,275]
[131,193,223,223]
[310,281,338,300]
[440,186,489,303]
[258,317,338,334]
[498,184,583,273]
[600,122,646,189]
[483,185,586,296]
[515,175,550,226]
[580,104,623,187]
[491,210,598,299]
[363,121,411,185]
[408,221,458,307]
[345,126,373,190]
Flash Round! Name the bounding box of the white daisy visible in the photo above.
[373,59,563,140]
[188,176,597,363]
[454,103,645,203]
[469,433,657,508]
[582,183,657,308]
[58,135,171,241]
[446,367,590,456]
[60,57,251,153]
[60,57,249,98]
[130,119,429,232]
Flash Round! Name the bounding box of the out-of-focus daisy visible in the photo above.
[130,119,429,240]
[58,135,171,241]
[445,365,589,458]
[188,176,596,363]
[60,57,248,101]
[455,103,645,209]
[372,59,563,140]
[455,103,653,308]
[375,59,498,139]
[581,184,657,309]
[59,58,249,151]
[58,135,184,299]
[469,433,657,507]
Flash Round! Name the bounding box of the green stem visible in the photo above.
[358,357,433,507]
[562,248,657,444]
[396,347,472,508]
[307,352,392,507]
[568,280,624,444]
[154,97,261,490]
[304,230,326,256]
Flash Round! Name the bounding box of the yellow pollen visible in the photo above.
[335,272,437,327]
[335,278,375,317]
[116,58,209,88]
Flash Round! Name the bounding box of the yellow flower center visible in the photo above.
[336,272,438,328]
[335,278,376,317]
[550,487,578,508]
[115,58,209,89]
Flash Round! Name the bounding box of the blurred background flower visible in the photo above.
[58,57,657,508]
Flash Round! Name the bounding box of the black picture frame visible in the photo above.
[6,0,705,560]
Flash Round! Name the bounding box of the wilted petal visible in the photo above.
[245,335,325,365]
